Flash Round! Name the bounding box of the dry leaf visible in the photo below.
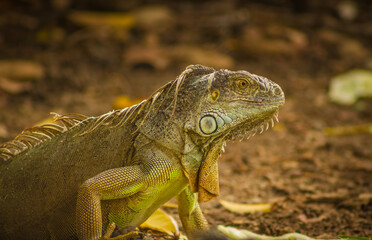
[124,44,234,70]
[297,213,328,223]
[226,26,307,57]
[140,209,179,236]
[337,0,358,21]
[0,60,44,81]
[132,5,174,30]
[0,78,31,94]
[112,95,143,110]
[318,30,368,61]
[0,123,8,138]
[170,45,234,69]
[304,192,349,204]
[358,193,372,201]
[219,200,273,214]
[218,225,316,240]
[124,45,169,69]
[37,27,65,43]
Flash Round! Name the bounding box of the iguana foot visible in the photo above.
[102,223,142,240]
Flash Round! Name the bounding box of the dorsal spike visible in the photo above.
[0,113,91,163]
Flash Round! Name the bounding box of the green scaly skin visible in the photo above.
[0,65,285,240]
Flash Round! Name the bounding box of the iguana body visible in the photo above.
[0,65,284,240]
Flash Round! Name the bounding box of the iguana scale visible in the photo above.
[0,65,285,240]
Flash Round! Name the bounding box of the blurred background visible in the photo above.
[0,0,371,238]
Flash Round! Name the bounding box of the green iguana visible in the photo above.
[0,65,285,240]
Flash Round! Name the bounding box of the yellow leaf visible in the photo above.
[219,200,273,214]
[162,202,178,209]
[323,123,372,136]
[112,95,143,109]
[33,117,56,127]
[140,209,179,236]
[68,11,135,29]
[272,122,286,133]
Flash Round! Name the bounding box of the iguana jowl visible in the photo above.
[0,65,285,240]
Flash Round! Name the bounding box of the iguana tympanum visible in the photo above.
[0,65,285,240]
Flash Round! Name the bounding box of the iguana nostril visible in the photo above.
[273,86,283,96]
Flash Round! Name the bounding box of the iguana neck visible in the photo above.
[136,119,186,153]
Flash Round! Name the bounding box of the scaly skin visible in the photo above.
[0,65,284,239]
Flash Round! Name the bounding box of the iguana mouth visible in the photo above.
[225,110,280,141]
[229,99,281,104]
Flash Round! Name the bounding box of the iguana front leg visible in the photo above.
[76,166,146,240]
[177,186,209,237]
[75,154,175,240]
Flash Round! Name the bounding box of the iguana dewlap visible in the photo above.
[0,65,284,240]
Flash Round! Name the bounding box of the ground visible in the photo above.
[0,0,371,239]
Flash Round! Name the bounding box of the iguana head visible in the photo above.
[174,65,285,202]
[184,65,285,142]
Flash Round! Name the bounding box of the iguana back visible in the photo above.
[0,111,139,239]
[0,71,185,239]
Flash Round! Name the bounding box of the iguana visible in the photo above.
[0,65,285,240]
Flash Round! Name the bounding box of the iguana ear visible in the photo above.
[197,143,222,203]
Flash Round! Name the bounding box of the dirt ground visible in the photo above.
[0,0,371,239]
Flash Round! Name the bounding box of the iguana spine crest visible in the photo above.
[0,67,197,162]
[0,113,87,162]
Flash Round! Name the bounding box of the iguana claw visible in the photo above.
[101,223,140,240]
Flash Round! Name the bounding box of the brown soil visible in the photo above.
[0,0,371,239]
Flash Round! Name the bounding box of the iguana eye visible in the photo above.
[200,115,217,135]
[237,79,249,89]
